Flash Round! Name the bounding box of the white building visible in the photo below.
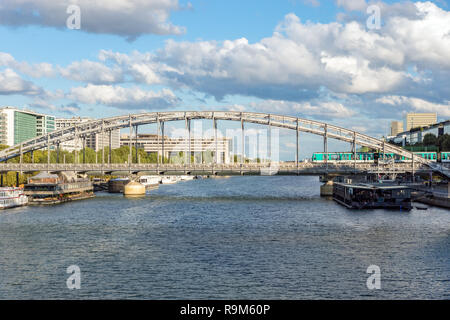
[120,133,232,163]
[0,106,55,146]
[55,117,120,152]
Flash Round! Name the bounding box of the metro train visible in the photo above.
[311,152,450,163]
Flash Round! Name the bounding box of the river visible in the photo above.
[0,176,449,299]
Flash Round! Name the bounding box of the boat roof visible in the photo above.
[30,172,59,179]
[335,182,409,190]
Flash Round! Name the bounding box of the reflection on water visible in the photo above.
[0,176,449,299]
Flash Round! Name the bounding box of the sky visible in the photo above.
[0,0,449,159]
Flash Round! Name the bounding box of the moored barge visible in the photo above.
[0,187,28,209]
[333,182,412,210]
[24,172,94,205]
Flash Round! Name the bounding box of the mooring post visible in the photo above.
[1,174,3,187]
[16,172,19,187]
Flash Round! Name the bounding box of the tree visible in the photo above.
[423,133,437,146]
[441,135,450,151]
[437,134,450,151]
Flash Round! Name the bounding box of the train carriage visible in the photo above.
[312,151,441,163]
[441,152,450,163]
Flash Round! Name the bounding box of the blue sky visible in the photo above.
[0,0,449,159]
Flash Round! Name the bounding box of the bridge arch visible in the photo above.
[0,111,424,164]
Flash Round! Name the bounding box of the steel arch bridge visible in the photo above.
[0,111,424,161]
[0,111,433,176]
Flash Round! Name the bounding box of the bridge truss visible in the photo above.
[0,111,431,175]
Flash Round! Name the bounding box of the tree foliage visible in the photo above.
[423,133,437,146]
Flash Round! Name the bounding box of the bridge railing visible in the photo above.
[0,162,430,174]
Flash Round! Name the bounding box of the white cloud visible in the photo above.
[58,60,124,84]
[67,84,179,109]
[0,0,187,39]
[29,99,81,115]
[0,52,55,78]
[250,99,355,120]
[376,95,450,117]
[8,2,447,106]
[336,0,367,11]
[1,1,450,126]
[0,69,41,95]
[152,3,450,101]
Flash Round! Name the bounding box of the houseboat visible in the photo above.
[0,187,28,209]
[179,175,195,181]
[138,175,161,188]
[24,172,94,205]
[161,176,179,184]
[333,182,412,210]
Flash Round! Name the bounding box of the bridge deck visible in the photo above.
[0,162,431,176]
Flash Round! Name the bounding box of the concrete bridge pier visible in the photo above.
[320,175,334,196]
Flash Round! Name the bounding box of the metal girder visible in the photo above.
[0,111,428,166]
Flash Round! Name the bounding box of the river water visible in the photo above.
[0,176,449,299]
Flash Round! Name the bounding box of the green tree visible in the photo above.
[437,134,450,151]
[440,135,450,151]
[423,133,437,146]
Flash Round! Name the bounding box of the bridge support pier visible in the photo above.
[320,180,334,197]
[320,175,334,196]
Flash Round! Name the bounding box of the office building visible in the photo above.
[55,117,120,151]
[390,121,404,136]
[406,113,437,131]
[390,120,450,145]
[120,133,232,163]
[0,106,55,146]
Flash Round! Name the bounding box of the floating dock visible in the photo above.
[24,172,94,205]
[333,182,412,210]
